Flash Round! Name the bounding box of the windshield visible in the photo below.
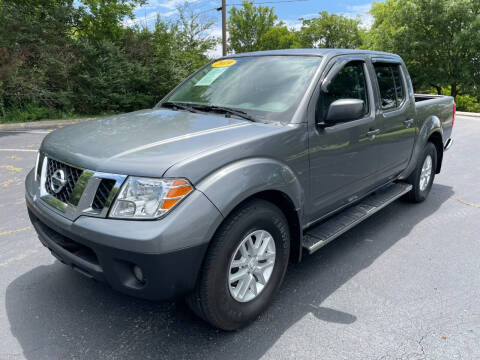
[161,55,322,122]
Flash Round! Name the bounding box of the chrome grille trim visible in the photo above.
[38,153,126,221]
[44,158,83,203]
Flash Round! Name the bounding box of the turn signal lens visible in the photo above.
[166,186,192,198]
[161,198,180,210]
[109,177,193,219]
[162,183,193,210]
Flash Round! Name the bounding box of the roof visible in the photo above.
[220,48,401,60]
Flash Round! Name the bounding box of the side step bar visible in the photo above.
[303,183,412,254]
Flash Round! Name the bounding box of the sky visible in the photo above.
[129,0,379,56]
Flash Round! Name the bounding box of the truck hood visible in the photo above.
[40,108,257,177]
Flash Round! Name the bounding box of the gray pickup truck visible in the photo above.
[25,49,454,330]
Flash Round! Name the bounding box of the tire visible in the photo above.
[186,199,290,330]
[404,142,437,203]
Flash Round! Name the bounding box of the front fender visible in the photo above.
[400,115,443,179]
[196,157,304,219]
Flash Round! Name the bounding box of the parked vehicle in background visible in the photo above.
[25,49,454,330]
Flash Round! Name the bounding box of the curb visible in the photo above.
[457,111,480,119]
[0,117,98,131]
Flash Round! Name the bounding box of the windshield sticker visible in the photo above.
[211,59,236,68]
[195,67,228,86]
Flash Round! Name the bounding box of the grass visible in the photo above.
[0,105,112,124]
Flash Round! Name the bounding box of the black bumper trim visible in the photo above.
[27,203,209,301]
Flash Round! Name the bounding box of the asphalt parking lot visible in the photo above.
[1,116,479,360]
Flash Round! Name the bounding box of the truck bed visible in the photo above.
[414,93,455,145]
[414,94,447,102]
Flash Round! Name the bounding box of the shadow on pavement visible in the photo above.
[6,184,454,360]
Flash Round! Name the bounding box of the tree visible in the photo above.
[366,0,480,98]
[151,3,216,93]
[258,25,301,50]
[228,0,278,53]
[176,3,216,53]
[0,0,79,113]
[299,11,363,49]
[76,0,146,41]
[0,0,217,120]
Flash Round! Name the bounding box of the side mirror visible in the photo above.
[324,99,365,125]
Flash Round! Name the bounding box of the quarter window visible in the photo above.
[374,63,405,110]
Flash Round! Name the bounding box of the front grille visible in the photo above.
[45,158,83,204]
[92,179,116,210]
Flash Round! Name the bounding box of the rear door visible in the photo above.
[371,61,416,177]
[306,56,382,223]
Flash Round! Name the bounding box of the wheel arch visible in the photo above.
[196,158,305,263]
[211,190,303,263]
[250,190,303,263]
[400,115,443,180]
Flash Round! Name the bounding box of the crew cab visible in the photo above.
[25,49,454,330]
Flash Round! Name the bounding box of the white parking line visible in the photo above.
[0,130,50,134]
[0,247,41,268]
[0,149,37,152]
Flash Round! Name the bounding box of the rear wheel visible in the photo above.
[405,142,437,202]
[187,199,290,330]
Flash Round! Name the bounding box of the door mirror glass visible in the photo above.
[325,99,365,124]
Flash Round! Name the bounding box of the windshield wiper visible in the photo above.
[191,104,256,122]
[161,101,198,113]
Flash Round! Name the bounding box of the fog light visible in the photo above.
[133,265,144,283]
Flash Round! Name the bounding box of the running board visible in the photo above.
[303,183,412,254]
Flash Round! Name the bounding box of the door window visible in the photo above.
[318,62,369,121]
[374,63,405,110]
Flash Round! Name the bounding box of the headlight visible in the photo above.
[109,177,193,219]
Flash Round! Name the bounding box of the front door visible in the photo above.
[306,57,382,224]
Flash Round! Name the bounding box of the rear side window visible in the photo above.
[319,61,369,120]
[374,63,405,110]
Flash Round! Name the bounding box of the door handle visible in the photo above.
[367,128,381,140]
[403,119,414,128]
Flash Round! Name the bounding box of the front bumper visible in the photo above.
[25,170,223,301]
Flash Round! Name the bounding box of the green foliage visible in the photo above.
[0,104,72,123]
[2,0,480,122]
[0,0,78,112]
[76,0,146,41]
[228,2,363,52]
[366,0,480,99]
[455,94,480,112]
[0,0,216,122]
[299,11,363,49]
[258,26,301,50]
[228,0,278,53]
[71,39,156,114]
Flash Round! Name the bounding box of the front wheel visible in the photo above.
[187,199,290,330]
[405,142,437,202]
